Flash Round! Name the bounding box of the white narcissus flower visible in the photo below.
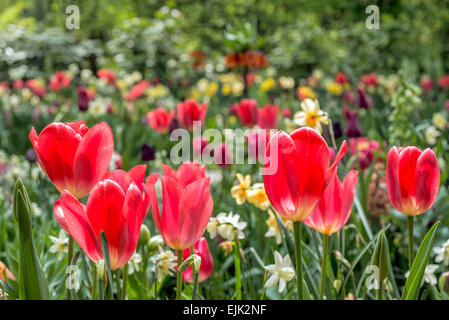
[425,126,440,145]
[127,253,142,275]
[434,239,449,266]
[152,246,177,282]
[264,251,295,292]
[405,264,439,286]
[207,212,247,241]
[49,229,68,260]
[294,98,329,133]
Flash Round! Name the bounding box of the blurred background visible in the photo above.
[1,0,448,82]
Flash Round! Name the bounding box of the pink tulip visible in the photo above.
[182,237,214,283]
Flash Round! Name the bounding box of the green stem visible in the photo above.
[91,262,97,299]
[153,266,158,300]
[378,280,383,300]
[234,238,242,300]
[67,235,74,300]
[121,263,129,300]
[408,216,414,269]
[320,234,329,300]
[98,279,104,300]
[192,271,199,300]
[293,221,303,300]
[176,250,183,300]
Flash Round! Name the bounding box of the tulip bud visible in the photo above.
[148,235,164,255]
[178,254,201,273]
[439,271,449,295]
[370,230,390,284]
[139,225,151,246]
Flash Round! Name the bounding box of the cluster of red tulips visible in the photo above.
[29,120,214,299]
[263,127,440,299]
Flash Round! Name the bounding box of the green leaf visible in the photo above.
[14,178,49,300]
[401,221,440,300]
[100,231,114,299]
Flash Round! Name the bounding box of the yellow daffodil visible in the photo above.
[246,183,270,211]
[265,209,293,245]
[222,84,231,95]
[326,82,343,95]
[297,86,315,100]
[260,77,275,91]
[231,173,251,205]
[294,98,329,133]
[219,241,235,256]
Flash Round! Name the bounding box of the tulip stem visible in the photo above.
[67,235,74,300]
[407,216,414,269]
[192,271,199,300]
[121,263,128,300]
[234,237,242,300]
[320,234,329,300]
[377,281,383,300]
[91,262,97,299]
[176,250,183,300]
[293,221,303,300]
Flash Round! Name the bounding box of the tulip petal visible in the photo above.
[144,174,161,232]
[74,122,114,198]
[263,131,301,220]
[54,191,102,262]
[33,123,82,194]
[415,148,440,214]
[86,179,126,268]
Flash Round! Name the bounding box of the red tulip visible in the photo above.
[146,162,213,251]
[420,77,433,93]
[54,165,149,270]
[263,127,347,221]
[97,69,116,85]
[303,170,358,234]
[349,138,381,170]
[49,71,71,92]
[335,72,349,84]
[386,146,440,216]
[176,99,208,131]
[234,99,259,127]
[258,104,279,129]
[29,121,114,199]
[439,75,449,89]
[193,136,209,159]
[126,80,150,101]
[26,79,46,98]
[182,237,214,283]
[146,107,175,133]
[214,143,233,167]
[360,73,378,87]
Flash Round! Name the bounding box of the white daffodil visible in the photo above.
[294,98,329,133]
[152,246,177,282]
[264,251,295,292]
[425,126,440,145]
[434,239,449,266]
[127,253,142,275]
[405,264,439,286]
[49,229,68,260]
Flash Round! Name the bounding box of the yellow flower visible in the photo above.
[432,113,447,130]
[279,76,295,89]
[232,82,244,96]
[326,82,343,95]
[229,115,237,125]
[222,84,231,96]
[297,86,316,100]
[219,241,235,256]
[260,77,275,91]
[294,99,329,133]
[246,183,270,211]
[206,82,218,97]
[230,174,251,205]
[265,209,293,244]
